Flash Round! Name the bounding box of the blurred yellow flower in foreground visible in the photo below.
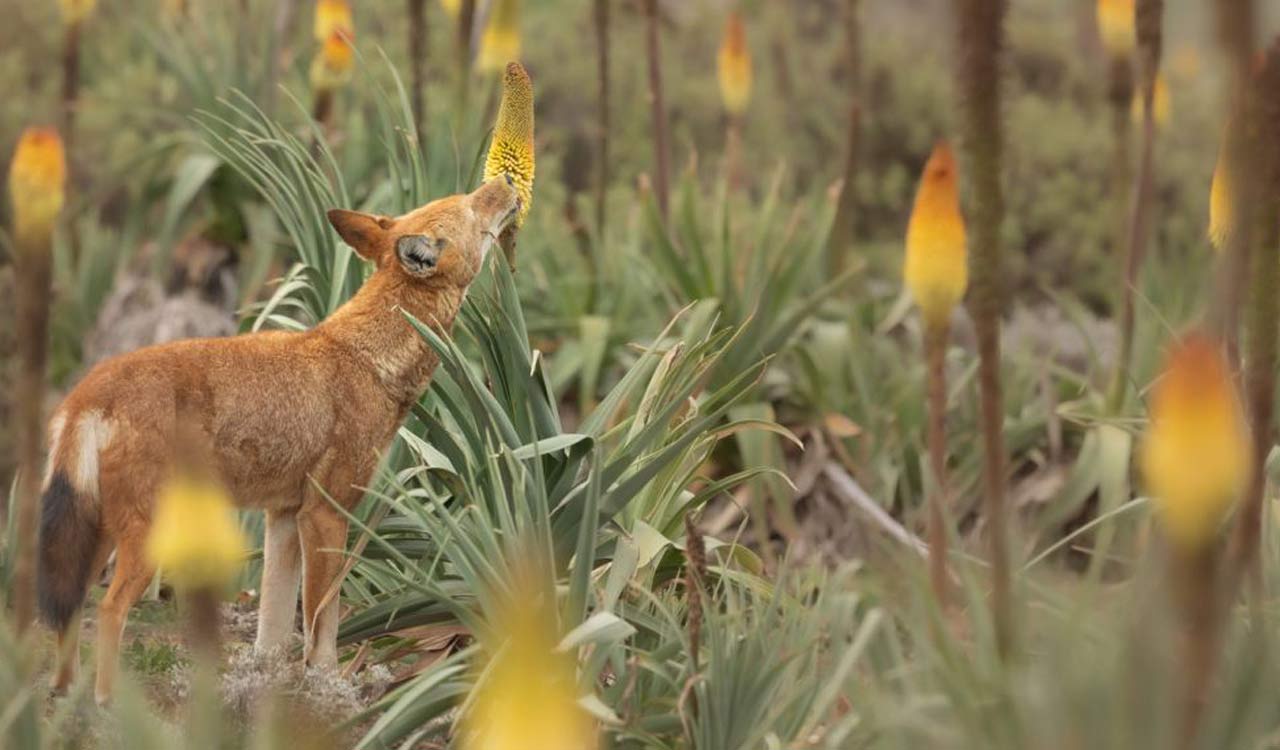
[146,473,247,591]
[484,62,535,226]
[59,0,97,25]
[1131,74,1170,127]
[314,0,353,43]
[462,601,595,750]
[310,30,356,91]
[1096,0,1135,59]
[478,0,521,73]
[1141,333,1250,553]
[8,127,67,248]
[717,12,753,116]
[904,142,968,329]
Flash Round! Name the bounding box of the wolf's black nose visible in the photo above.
[503,173,514,187]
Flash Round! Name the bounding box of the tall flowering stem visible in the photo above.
[954,0,1012,657]
[453,0,476,124]
[407,0,429,142]
[828,0,862,277]
[7,128,66,633]
[1097,0,1134,374]
[1107,0,1163,411]
[483,62,536,267]
[643,0,671,221]
[904,142,968,608]
[1141,332,1249,746]
[1230,39,1280,597]
[594,0,610,240]
[717,11,752,190]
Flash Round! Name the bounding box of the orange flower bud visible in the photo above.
[717,12,753,116]
[310,29,355,91]
[8,127,67,249]
[478,0,521,73]
[59,0,97,25]
[1096,0,1135,59]
[904,142,968,329]
[1141,333,1250,552]
[314,0,353,43]
[1208,149,1232,252]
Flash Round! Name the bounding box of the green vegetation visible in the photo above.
[3,0,1280,748]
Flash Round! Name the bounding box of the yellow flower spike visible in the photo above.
[717,12,753,116]
[904,141,968,329]
[1208,150,1233,252]
[314,0,353,43]
[478,0,522,73]
[1096,0,1135,59]
[8,127,67,250]
[462,584,595,750]
[310,29,356,91]
[1141,333,1251,553]
[1131,74,1170,126]
[146,473,248,592]
[440,0,461,21]
[58,0,97,25]
[484,62,535,227]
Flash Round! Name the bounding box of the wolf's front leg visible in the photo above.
[298,502,349,670]
[255,509,301,653]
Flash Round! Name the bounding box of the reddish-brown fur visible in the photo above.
[36,177,520,705]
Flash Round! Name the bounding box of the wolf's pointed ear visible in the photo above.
[327,209,395,262]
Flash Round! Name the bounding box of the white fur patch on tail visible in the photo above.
[43,412,68,490]
[72,410,113,501]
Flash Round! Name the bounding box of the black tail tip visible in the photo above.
[36,472,99,631]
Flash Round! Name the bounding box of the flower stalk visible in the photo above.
[1229,38,1280,598]
[717,12,752,190]
[954,0,1012,657]
[1141,332,1249,747]
[407,0,429,143]
[828,0,863,277]
[594,0,610,241]
[904,142,968,608]
[643,0,671,221]
[7,127,66,633]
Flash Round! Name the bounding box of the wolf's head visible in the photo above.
[326,175,521,291]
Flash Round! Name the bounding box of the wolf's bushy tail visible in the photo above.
[37,470,102,631]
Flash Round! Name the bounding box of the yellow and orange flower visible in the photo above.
[310,29,356,91]
[146,473,248,591]
[461,574,595,750]
[8,127,67,248]
[478,0,521,73]
[314,0,353,43]
[59,0,97,25]
[717,12,753,116]
[1096,0,1135,59]
[904,142,968,329]
[1141,333,1250,552]
[1208,149,1232,252]
[484,62,535,227]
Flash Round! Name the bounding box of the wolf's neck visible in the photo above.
[317,273,465,405]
